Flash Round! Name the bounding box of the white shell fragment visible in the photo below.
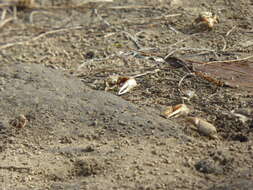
[187,117,218,139]
[118,77,137,95]
[163,104,190,118]
[105,75,137,95]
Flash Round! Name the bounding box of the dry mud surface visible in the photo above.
[0,0,253,189]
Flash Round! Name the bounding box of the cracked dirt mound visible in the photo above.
[0,62,183,139]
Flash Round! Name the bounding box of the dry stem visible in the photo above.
[0,26,84,50]
[0,16,14,28]
[204,55,253,65]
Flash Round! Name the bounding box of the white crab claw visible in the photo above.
[118,78,137,95]
[163,104,190,118]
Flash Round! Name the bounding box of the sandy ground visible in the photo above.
[0,0,253,189]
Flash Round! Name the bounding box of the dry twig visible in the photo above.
[178,73,195,87]
[0,16,14,28]
[226,25,236,36]
[204,55,253,65]
[92,8,110,27]
[122,31,141,49]
[132,69,160,78]
[0,26,84,50]
[220,35,227,51]
[108,5,151,9]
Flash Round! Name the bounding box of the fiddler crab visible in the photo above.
[194,11,219,30]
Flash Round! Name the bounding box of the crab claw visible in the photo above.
[118,77,137,95]
[163,104,190,118]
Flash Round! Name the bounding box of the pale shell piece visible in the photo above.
[118,78,137,95]
[187,117,218,139]
[164,104,190,118]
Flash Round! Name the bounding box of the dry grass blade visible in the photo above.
[0,17,14,28]
[204,55,253,65]
[0,26,84,50]
[0,0,113,10]
[108,5,151,9]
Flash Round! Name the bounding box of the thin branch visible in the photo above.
[178,73,195,88]
[29,10,59,24]
[167,24,180,34]
[122,31,141,49]
[220,35,227,51]
[1,8,7,20]
[204,55,253,65]
[92,8,110,27]
[151,14,182,20]
[164,47,217,60]
[0,26,84,50]
[132,69,160,78]
[226,25,236,36]
[0,17,14,28]
[108,5,151,9]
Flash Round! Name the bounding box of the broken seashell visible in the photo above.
[187,117,218,139]
[163,104,190,118]
[118,77,137,95]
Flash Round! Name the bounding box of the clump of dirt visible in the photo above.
[195,150,234,174]
[73,158,104,176]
